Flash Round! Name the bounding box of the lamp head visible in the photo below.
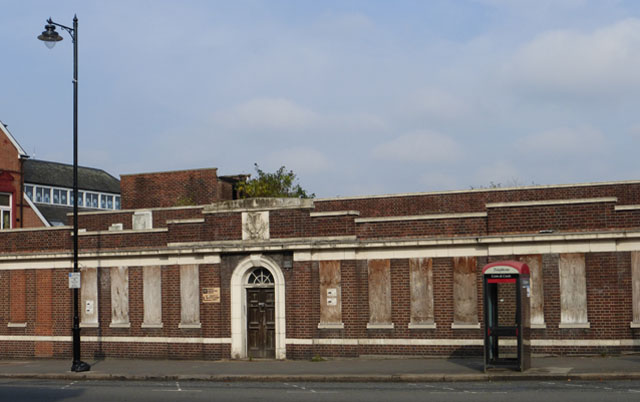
[38,23,63,49]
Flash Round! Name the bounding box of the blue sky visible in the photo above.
[3,0,640,197]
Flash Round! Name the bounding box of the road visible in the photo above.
[1,379,640,401]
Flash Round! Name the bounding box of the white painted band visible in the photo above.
[0,254,221,270]
[0,335,231,344]
[1,336,639,348]
[355,212,486,223]
[166,218,205,224]
[486,197,617,209]
[615,205,640,211]
[310,211,360,217]
[78,228,168,236]
[283,338,640,347]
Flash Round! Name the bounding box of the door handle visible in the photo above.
[258,302,265,312]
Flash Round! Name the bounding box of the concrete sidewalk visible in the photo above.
[1,355,640,382]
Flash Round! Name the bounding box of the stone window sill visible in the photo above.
[142,323,164,329]
[366,323,394,329]
[179,323,202,329]
[451,323,480,329]
[318,323,344,329]
[409,322,437,329]
[630,322,640,328]
[7,322,27,328]
[558,322,590,329]
[531,323,547,329]
[80,322,99,328]
[109,322,131,328]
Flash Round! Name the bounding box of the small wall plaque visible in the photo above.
[68,272,81,289]
[327,288,337,297]
[327,297,337,306]
[202,287,220,303]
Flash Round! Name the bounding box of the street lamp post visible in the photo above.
[38,15,90,373]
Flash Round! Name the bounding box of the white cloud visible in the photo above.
[517,126,606,156]
[505,18,640,95]
[407,89,470,120]
[265,147,332,175]
[213,98,318,133]
[371,130,463,163]
[325,112,388,133]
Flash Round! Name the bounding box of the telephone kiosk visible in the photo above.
[482,261,531,372]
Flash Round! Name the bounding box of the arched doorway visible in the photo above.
[230,254,286,359]
[246,268,275,358]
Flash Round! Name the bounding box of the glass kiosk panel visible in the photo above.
[483,261,531,372]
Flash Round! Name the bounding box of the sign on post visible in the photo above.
[68,272,81,289]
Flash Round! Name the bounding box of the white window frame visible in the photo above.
[23,183,120,210]
[0,193,11,230]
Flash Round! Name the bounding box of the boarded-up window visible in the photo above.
[367,259,393,328]
[318,261,343,328]
[631,252,640,326]
[558,253,589,327]
[142,265,163,328]
[110,266,130,328]
[409,258,435,327]
[9,270,26,325]
[452,257,478,326]
[80,267,98,327]
[519,255,545,327]
[179,264,201,328]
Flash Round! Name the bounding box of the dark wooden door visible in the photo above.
[247,288,275,358]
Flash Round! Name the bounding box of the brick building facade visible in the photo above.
[1,167,640,359]
[0,121,121,228]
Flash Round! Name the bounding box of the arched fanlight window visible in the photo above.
[247,267,274,286]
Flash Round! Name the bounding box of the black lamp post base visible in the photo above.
[71,360,91,372]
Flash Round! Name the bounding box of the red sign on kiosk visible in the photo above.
[483,261,529,283]
[482,261,530,275]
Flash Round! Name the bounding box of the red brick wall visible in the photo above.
[35,269,53,357]
[315,182,640,216]
[0,229,70,253]
[488,202,617,235]
[77,207,204,231]
[0,128,37,229]
[3,180,640,359]
[9,270,26,323]
[121,169,221,209]
[357,217,486,239]
[21,207,46,228]
[0,128,21,173]
[0,252,638,359]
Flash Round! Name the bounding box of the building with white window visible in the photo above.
[22,159,121,226]
[0,120,120,229]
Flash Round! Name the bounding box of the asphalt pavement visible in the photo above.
[1,354,640,382]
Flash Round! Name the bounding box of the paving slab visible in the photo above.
[0,355,639,382]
